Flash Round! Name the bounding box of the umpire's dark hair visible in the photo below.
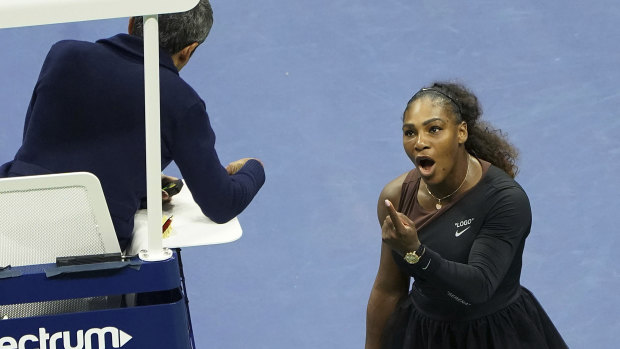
[131,0,213,56]
[407,81,519,178]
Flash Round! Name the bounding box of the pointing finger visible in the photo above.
[385,199,407,233]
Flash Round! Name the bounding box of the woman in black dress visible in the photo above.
[366,82,568,349]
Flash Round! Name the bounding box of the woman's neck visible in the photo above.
[426,151,471,199]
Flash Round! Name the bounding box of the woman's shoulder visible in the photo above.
[379,170,417,200]
[484,165,525,191]
[480,165,530,209]
[377,170,417,222]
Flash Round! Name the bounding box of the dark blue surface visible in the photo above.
[0,299,192,348]
[0,257,178,305]
[0,252,192,348]
[1,1,619,348]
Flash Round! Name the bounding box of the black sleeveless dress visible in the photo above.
[382,163,568,349]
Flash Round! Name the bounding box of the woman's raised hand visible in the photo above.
[381,200,421,255]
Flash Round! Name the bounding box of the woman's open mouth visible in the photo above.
[416,156,435,176]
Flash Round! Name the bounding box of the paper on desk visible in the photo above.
[126,181,242,255]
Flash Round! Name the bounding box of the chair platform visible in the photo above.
[0,251,193,348]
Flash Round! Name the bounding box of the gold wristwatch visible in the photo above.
[404,245,425,264]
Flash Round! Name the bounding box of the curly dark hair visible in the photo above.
[406,82,519,178]
[131,0,214,56]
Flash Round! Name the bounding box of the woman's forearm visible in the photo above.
[366,287,405,349]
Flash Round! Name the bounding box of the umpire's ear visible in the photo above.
[171,42,199,71]
[128,17,135,35]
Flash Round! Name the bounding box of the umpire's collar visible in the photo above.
[97,33,178,74]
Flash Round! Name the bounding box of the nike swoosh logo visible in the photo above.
[455,226,471,237]
[422,259,431,270]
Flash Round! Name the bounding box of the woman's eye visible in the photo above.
[404,130,415,137]
[429,126,441,133]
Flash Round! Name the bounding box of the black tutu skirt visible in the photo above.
[382,287,568,349]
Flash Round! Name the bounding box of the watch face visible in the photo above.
[404,251,420,264]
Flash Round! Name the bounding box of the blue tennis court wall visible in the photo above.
[1,1,619,348]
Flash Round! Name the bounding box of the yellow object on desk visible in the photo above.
[126,181,242,256]
[162,215,174,238]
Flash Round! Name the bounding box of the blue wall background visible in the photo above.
[1,1,619,348]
